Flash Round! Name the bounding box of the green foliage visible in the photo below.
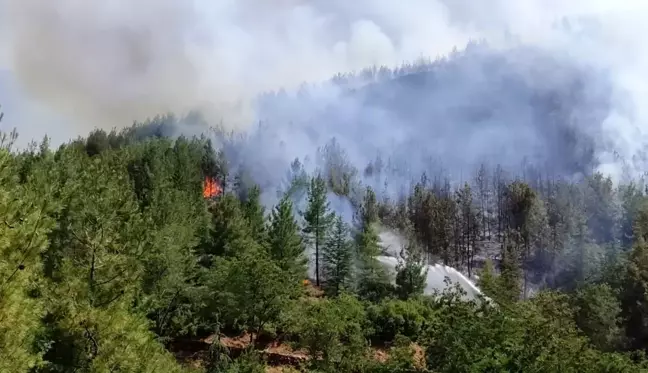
[498,232,523,303]
[5,119,648,373]
[207,348,266,373]
[6,132,200,372]
[207,248,300,341]
[573,283,625,351]
[621,235,648,349]
[0,149,54,372]
[38,306,186,373]
[394,245,428,300]
[426,288,623,373]
[267,196,307,280]
[619,183,644,247]
[203,194,254,259]
[322,216,354,296]
[476,258,499,299]
[356,222,382,258]
[360,186,379,226]
[242,185,267,243]
[356,223,394,302]
[363,335,424,373]
[317,139,358,198]
[302,174,335,287]
[281,158,309,201]
[366,299,432,343]
[283,294,369,372]
[121,139,211,340]
[381,335,424,373]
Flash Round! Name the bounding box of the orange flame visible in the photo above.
[203,177,222,199]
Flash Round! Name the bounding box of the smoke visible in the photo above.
[378,230,408,258]
[2,0,648,180]
[1,0,470,133]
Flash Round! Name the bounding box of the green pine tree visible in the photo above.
[267,196,307,280]
[477,258,499,300]
[356,223,393,301]
[208,249,297,344]
[573,283,624,351]
[395,244,428,300]
[621,233,648,349]
[360,186,379,226]
[204,194,255,260]
[499,233,522,303]
[0,149,53,372]
[323,216,354,296]
[243,185,267,244]
[302,174,334,287]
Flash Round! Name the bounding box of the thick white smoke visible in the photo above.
[1,0,647,178]
[1,0,472,133]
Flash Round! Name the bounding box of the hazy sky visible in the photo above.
[0,0,646,179]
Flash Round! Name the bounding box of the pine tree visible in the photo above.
[395,244,428,299]
[573,283,624,351]
[203,194,254,260]
[209,249,297,345]
[477,258,499,300]
[302,175,334,287]
[0,149,53,372]
[503,180,548,298]
[282,157,309,201]
[619,182,644,247]
[356,221,382,258]
[267,196,306,280]
[30,145,188,372]
[499,232,522,303]
[323,216,354,296]
[474,163,491,240]
[130,140,211,340]
[356,222,393,301]
[455,182,480,276]
[243,185,267,243]
[620,203,648,349]
[359,186,378,226]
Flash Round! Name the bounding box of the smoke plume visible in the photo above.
[1,0,648,182]
[1,0,468,132]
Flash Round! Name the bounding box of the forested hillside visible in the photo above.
[1,104,648,373]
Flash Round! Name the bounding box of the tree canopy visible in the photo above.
[2,119,648,373]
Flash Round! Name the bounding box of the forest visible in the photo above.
[2,106,648,373]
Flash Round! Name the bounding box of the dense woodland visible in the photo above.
[4,109,648,373]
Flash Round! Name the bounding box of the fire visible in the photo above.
[203,177,222,199]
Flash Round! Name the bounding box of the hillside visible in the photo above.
[0,110,648,372]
